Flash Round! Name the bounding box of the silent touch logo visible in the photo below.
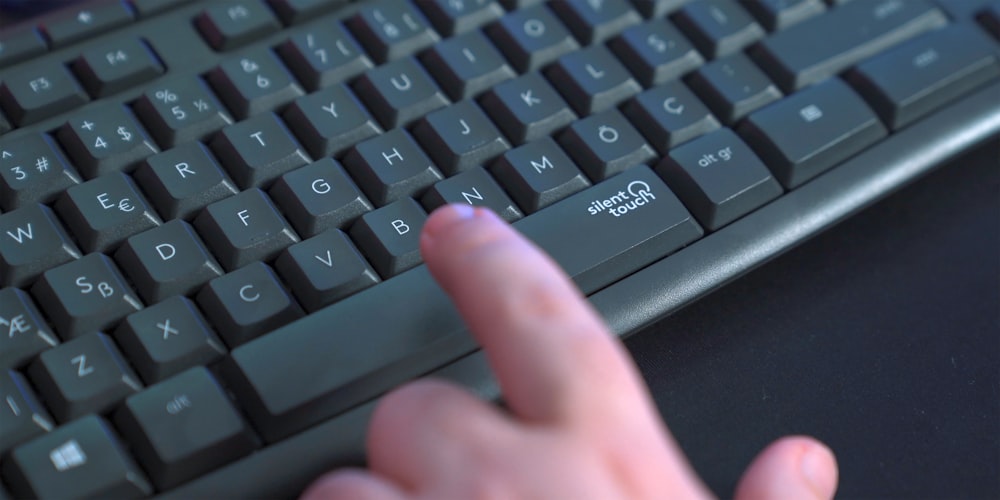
[587,180,657,217]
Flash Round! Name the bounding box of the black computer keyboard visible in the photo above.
[0,0,997,497]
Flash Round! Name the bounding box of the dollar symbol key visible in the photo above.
[117,126,132,142]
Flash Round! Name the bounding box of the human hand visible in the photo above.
[302,205,838,499]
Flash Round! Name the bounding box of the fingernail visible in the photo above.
[423,204,478,242]
[800,445,837,499]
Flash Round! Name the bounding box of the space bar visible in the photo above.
[223,165,703,443]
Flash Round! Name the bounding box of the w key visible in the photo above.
[0,204,81,288]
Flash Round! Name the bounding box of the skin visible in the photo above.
[302,205,839,500]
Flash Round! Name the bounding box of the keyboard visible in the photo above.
[0,0,997,497]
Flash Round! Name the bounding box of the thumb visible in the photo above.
[734,436,838,500]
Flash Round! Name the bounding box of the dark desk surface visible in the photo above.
[626,139,999,498]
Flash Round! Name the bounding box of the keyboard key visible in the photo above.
[208,48,305,120]
[210,112,310,189]
[419,0,505,36]
[687,53,782,125]
[487,4,581,73]
[0,204,81,288]
[622,80,720,153]
[0,370,55,453]
[739,79,887,188]
[559,108,657,181]
[27,332,143,422]
[55,172,161,254]
[480,72,578,145]
[545,44,642,115]
[631,0,692,18]
[672,0,765,58]
[353,57,450,129]
[269,158,373,238]
[30,254,143,339]
[133,142,239,221]
[846,26,1000,131]
[742,0,826,31]
[268,0,347,25]
[134,76,234,148]
[491,137,591,214]
[40,0,135,48]
[195,0,281,51]
[421,166,524,222]
[656,128,782,230]
[420,30,517,101]
[0,28,47,69]
[274,229,380,312]
[0,62,89,126]
[2,415,152,499]
[114,368,257,489]
[412,100,511,176]
[196,262,304,347]
[114,297,226,384]
[282,84,382,159]
[550,0,643,44]
[608,19,704,88]
[277,23,373,91]
[749,0,947,92]
[72,38,164,98]
[57,103,159,178]
[194,189,300,271]
[0,288,59,368]
[342,129,444,206]
[114,220,224,303]
[129,0,195,16]
[349,197,427,278]
[0,133,81,211]
[347,1,441,63]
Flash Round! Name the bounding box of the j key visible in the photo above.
[846,26,1000,131]
[480,72,578,145]
[631,0,692,18]
[421,166,524,222]
[210,112,309,189]
[622,80,720,153]
[0,205,81,289]
[194,188,300,271]
[0,288,59,368]
[0,28,47,69]
[134,76,233,148]
[419,0,505,36]
[672,0,765,58]
[559,108,656,181]
[608,19,704,88]
[347,1,441,63]
[114,367,258,489]
[72,38,164,98]
[30,254,143,339]
[269,158,373,238]
[268,0,347,25]
[196,0,281,51]
[55,172,161,254]
[349,197,427,278]
[354,57,450,129]
[133,142,239,221]
[114,220,224,303]
[687,53,782,125]
[420,30,517,101]
[656,128,782,230]
[196,262,304,347]
[0,133,81,211]
[115,297,226,384]
[0,62,89,126]
[223,165,700,443]
[274,229,380,312]
[277,23,374,91]
[342,129,444,206]
[491,137,591,213]
[749,0,947,92]
[27,332,143,422]
[545,44,642,115]
[550,0,643,44]
[739,79,887,188]
[487,4,581,73]
[40,1,134,48]
[282,84,382,159]
[56,103,159,178]
[742,0,826,31]
[208,48,305,120]
[2,415,152,499]
[412,100,511,176]
[0,370,55,453]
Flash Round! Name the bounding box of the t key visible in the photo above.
[210,112,310,190]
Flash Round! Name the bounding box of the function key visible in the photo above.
[672,0,765,58]
[56,103,159,178]
[72,38,164,98]
[276,23,373,91]
[0,133,81,211]
[0,288,59,369]
[741,0,826,31]
[549,0,643,45]
[348,198,428,278]
[486,4,581,73]
[419,0,505,36]
[134,76,233,148]
[686,53,782,125]
[347,1,441,63]
[268,0,347,25]
[195,0,282,51]
[40,0,136,48]
[0,28,47,69]
[0,62,89,127]
[0,204,81,289]
[608,19,704,88]
[195,262,304,346]
[207,48,305,120]
[54,172,162,254]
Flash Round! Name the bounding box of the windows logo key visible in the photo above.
[49,440,87,471]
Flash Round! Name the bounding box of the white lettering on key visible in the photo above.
[175,162,196,178]
[315,250,334,267]
[322,102,338,117]
[597,125,619,143]
[391,219,409,235]
[530,155,554,174]
[166,394,192,415]
[587,179,657,217]
[28,77,50,93]
[391,74,412,91]
[238,210,251,227]
[312,178,331,194]
[239,285,260,302]
[524,19,545,37]
[5,223,33,243]
[461,187,483,205]
[250,131,266,146]
[71,355,94,377]
[75,277,114,298]
[98,193,114,209]
[585,64,605,79]
[459,119,471,135]
[1,314,32,337]
[520,90,541,107]
[156,243,176,261]
[157,319,178,339]
[382,148,404,165]
[50,440,87,471]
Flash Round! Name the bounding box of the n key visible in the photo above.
[0,204,81,288]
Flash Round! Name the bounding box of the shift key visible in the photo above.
[223,165,702,442]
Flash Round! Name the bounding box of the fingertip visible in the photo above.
[735,436,838,500]
[799,438,838,499]
[299,468,404,500]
